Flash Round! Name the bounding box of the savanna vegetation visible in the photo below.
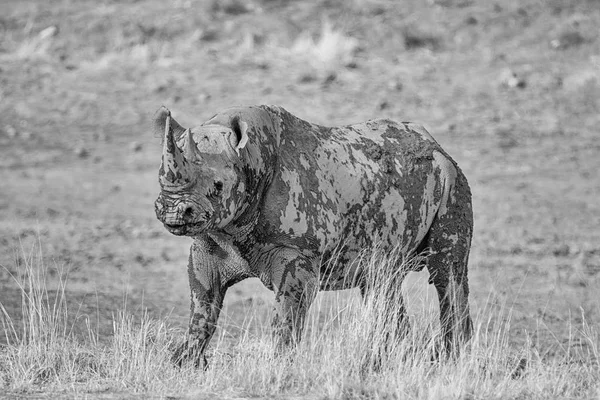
[0,0,599,398]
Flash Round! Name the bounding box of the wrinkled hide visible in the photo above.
[154,105,474,366]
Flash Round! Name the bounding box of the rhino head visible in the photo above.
[154,107,250,236]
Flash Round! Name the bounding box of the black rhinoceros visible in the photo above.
[154,105,473,366]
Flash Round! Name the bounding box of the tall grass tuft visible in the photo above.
[0,241,599,398]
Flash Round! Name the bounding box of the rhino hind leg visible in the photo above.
[426,173,474,356]
[268,249,318,351]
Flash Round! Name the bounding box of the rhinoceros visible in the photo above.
[154,105,473,366]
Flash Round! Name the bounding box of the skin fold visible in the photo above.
[154,105,473,367]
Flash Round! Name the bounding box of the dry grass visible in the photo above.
[0,243,598,399]
[1,0,600,398]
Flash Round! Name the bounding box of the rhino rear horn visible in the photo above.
[182,128,198,162]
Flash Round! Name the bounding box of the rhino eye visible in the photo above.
[214,181,223,192]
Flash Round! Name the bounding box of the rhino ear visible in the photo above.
[153,106,187,142]
[230,117,249,156]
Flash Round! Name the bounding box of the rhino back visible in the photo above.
[258,110,449,269]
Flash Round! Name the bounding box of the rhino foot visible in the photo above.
[172,340,208,370]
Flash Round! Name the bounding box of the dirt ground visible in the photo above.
[1,0,599,362]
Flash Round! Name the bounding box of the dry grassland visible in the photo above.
[0,0,599,398]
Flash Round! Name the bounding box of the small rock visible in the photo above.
[198,92,211,102]
[160,249,171,261]
[221,0,250,15]
[378,100,389,111]
[550,31,585,50]
[369,5,386,16]
[75,147,89,159]
[130,141,143,152]
[39,26,58,40]
[198,29,219,42]
[465,16,478,25]
[499,68,526,89]
[322,73,337,86]
[256,61,269,70]
[298,73,317,84]
[387,79,403,91]
[153,84,167,93]
[4,125,17,138]
[553,243,570,257]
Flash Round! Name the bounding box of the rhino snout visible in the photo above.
[155,196,211,228]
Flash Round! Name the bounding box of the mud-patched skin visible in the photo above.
[154,105,474,367]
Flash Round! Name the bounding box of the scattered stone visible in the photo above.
[403,28,442,51]
[495,126,518,151]
[220,0,250,15]
[369,5,386,16]
[39,25,58,40]
[387,79,403,91]
[553,243,570,257]
[298,73,317,83]
[550,31,586,50]
[198,28,219,42]
[130,141,143,152]
[75,147,89,159]
[499,68,526,89]
[256,61,269,70]
[153,84,167,93]
[160,249,172,262]
[322,72,337,86]
[4,124,17,138]
[194,93,211,104]
[465,16,478,25]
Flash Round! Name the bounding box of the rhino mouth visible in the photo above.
[164,221,209,236]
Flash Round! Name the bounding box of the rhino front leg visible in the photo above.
[359,273,409,369]
[269,249,318,351]
[173,240,228,368]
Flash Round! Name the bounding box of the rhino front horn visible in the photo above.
[159,110,193,187]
